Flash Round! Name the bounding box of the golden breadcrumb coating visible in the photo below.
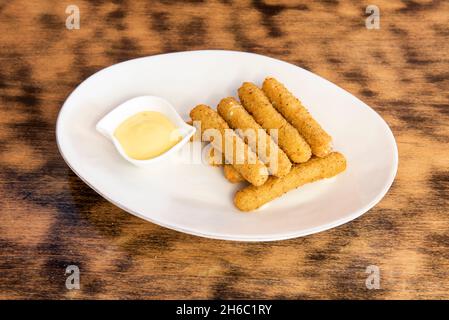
[223,164,244,183]
[238,82,312,163]
[263,77,332,157]
[217,97,292,177]
[234,152,346,211]
[190,104,269,186]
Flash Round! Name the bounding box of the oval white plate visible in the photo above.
[56,50,398,241]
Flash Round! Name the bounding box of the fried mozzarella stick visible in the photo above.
[190,121,244,183]
[207,147,244,183]
[190,104,268,186]
[234,152,346,211]
[223,164,244,183]
[217,97,292,177]
[238,82,312,163]
[263,77,332,157]
[206,146,223,167]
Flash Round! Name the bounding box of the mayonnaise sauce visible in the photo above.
[114,111,182,160]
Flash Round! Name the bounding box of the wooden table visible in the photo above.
[1,0,448,299]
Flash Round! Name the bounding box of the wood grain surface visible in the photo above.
[0,0,448,299]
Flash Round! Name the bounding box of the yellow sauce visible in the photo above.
[114,111,182,160]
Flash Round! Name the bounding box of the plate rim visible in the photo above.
[56,49,399,242]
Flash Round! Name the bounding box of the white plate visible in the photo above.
[56,50,398,241]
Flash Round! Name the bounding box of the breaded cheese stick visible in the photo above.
[224,164,244,183]
[205,146,224,166]
[190,104,268,186]
[209,146,245,183]
[238,82,312,163]
[190,120,244,183]
[262,77,332,157]
[207,146,244,183]
[234,152,346,211]
[217,97,292,177]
